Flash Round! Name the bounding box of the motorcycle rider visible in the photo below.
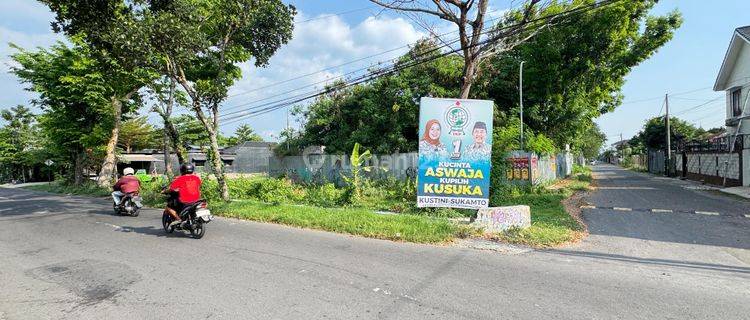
[112,167,141,208]
[164,163,202,227]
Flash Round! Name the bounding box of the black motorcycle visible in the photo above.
[162,191,212,239]
[114,193,141,217]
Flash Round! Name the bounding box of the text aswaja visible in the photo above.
[422,162,484,196]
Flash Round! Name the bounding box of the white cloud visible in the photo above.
[219,13,426,137]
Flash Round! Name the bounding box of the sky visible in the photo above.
[1,0,749,145]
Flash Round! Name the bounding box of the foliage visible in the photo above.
[10,41,120,183]
[224,124,263,146]
[119,116,159,152]
[341,143,375,199]
[630,116,704,151]
[479,0,682,147]
[212,200,462,243]
[572,124,607,159]
[26,181,111,197]
[286,40,462,155]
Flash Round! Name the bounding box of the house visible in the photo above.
[714,26,750,133]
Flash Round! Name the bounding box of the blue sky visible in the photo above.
[1,0,748,145]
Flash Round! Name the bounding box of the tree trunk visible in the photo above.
[97,96,123,188]
[74,150,84,186]
[162,129,174,180]
[202,111,229,201]
[459,57,476,99]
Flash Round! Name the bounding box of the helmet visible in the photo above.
[123,167,135,176]
[180,163,195,175]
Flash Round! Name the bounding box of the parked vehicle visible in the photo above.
[162,193,213,239]
[114,193,142,217]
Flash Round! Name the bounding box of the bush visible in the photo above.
[305,183,345,207]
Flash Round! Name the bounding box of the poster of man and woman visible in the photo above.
[417,97,494,209]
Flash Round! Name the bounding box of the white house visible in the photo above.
[714,26,750,134]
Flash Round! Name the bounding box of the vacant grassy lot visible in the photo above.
[211,201,472,243]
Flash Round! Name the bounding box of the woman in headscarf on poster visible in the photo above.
[419,119,447,156]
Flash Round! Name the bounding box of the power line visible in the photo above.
[220,0,622,124]
[225,6,514,101]
[295,7,376,24]
[672,97,724,116]
[219,0,625,126]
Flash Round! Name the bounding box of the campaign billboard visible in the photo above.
[417,97,493,209]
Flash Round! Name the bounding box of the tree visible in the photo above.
[11,41,114,185]
[369,0,543,98]
[41,0,157,188]
[572,123,607,159]
[289,40,462,154]
[43,0,297,200]
[228,124,263,146]
[119,116,158,153]
[0,105,43,181]
[479,0,682,147]
[631,116,704,151]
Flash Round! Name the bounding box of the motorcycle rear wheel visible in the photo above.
[162,214,174,233]
[190,221,206,239]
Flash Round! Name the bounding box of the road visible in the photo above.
[1,165,749,319]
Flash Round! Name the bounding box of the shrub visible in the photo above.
[305,183,345,207]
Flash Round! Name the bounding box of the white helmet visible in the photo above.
[123,167,135,176]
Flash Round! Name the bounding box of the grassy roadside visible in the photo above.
[20,171,591,247]
[25,182,111,197]
[212,201,471,243]
[21,181,470,244]
[488,168,592,247]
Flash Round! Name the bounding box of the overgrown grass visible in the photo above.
[488,171,591,247]
[25,181,111,197]
[212,200,473,243]
[24,171,590,247]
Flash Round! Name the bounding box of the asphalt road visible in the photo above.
[1,166,749,319]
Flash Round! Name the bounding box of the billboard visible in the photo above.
[417,97,493,209]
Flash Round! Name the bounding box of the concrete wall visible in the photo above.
[269,153,419,184]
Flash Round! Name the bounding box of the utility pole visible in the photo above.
[665,93,671,176]
[519,61,525,150]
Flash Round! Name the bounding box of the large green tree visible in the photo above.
[478,0,682,147]
[290,40,463,154]
[11,41,115,185]
[41,0,157,187]
[630,116,704,151]
[43,0,297,200]
[225,124,263,146]
[0,105,44,182]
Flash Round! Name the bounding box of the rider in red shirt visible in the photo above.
[112,167,140,207]
[164,163,202,227]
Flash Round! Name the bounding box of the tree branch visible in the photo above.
[369,0,456,22]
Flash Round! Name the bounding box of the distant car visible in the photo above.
[589,160,597,165]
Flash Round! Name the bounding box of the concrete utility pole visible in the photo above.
[665,93,671,175]
[519,61,525,150]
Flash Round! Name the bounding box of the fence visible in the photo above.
[674,134,745,187]
[505,151,574,185]
[268,152,419,185]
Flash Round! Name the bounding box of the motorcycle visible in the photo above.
[162,191,213,239]
[114,193,142,217]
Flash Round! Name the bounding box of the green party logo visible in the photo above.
[445,101,469,136]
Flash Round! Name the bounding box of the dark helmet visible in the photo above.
[180,163,195,175]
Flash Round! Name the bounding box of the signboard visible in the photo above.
[44,159,54,166]
[417,97,493,209]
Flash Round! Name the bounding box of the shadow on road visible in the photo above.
[583,165,750,250]
[545,249,750,275]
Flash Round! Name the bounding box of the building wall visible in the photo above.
[726,40,750,134]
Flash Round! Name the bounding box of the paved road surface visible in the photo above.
[1,165,749,319]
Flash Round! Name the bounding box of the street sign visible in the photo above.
[44,159,54,166]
